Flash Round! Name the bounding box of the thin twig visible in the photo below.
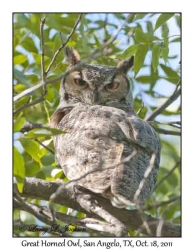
[134,152,157,236]
[154,161,180,191]
[33,138,54,154]
[137,101,144,115]
[144,196,180,211]
[152,127,181,136]
[134,152,157,201]
[45,14,83,75]
[146,83,181,121]
[156,219,164,237]
[90,14,132,59]
[148,120,181,129]
[40,17,46,94]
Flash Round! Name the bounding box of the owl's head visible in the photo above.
[59,47,134,108]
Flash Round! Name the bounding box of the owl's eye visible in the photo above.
[74,75,88,88]
[106,78,120,91]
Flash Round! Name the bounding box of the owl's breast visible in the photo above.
[55,105,125,181]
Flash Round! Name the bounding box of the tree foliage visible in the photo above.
[13,13,181,237]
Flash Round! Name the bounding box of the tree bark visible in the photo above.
[14,177,181,237]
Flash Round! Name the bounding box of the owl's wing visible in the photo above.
[110,113,161,207]
[118,114,160,153]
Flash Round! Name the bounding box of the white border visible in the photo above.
[1,1,194,249]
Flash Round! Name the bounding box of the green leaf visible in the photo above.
[42,165,55,177]
[14,84,26,93]
[138,107,148,119]
[76,211,85,219]
[134,44,148,75]
[135,27,149,43]
[118,44,139,59]
[31,53,51,69]
[134,14,147,21]
[150,66,159,85]
[14,117,25,132]
[14,68,28,85]
[14,147,25,178]
[51,168,63,179]
[171,37,181,43]
[175,15,181,27]
[41,154,55,166]
[14,96,29,111]
[14,55,27,65]
[161,43,169,63]
[36,170,46,180]
[160,64,180,83]
[135,76,151,83]
[26,161,40,176]
[14,147,25,192]
[21,36,38,54]
[162,23,169,39]
[152,44,161,72]
[15,176,25,194]
[147,21,153,35]
[45,41,55,59]
[26,127,66,139]
[20,137,42,164]
[53,35,64,64]
[154,14,174,31]
[45,85,56,103]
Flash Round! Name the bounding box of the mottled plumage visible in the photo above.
[51,47,160,208]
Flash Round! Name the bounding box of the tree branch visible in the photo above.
[154,161,180,191]
[20,121,44,133]
[146,84,181,121]
[152,127,181,136]
[74,186,127,236]
[14,177,181,237]
[134,152,157,236]
[40,17,46,94]
[148,120,181,129]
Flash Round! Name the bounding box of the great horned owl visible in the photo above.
[50,47,160,208]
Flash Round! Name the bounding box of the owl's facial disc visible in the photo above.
[64,68,131,106]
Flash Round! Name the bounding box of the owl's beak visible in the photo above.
[92,90,100,104]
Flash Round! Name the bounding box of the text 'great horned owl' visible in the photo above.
[50,47,160,208]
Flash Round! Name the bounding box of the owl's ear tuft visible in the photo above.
[65,47,80,66]
[117,56,134,74]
